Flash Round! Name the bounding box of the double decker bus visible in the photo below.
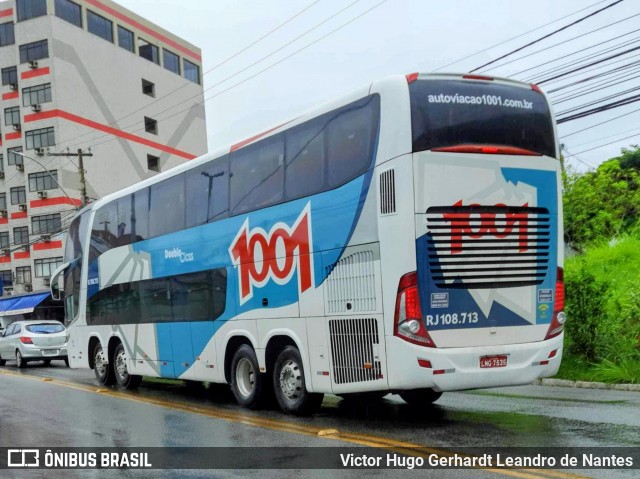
[52,73,564,415]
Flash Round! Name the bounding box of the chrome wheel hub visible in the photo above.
[115,349,128,379]
[279,359,302,400]
[95,348,107,377]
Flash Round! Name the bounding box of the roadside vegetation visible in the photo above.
[558,146,640,383]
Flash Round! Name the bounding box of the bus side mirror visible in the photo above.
[49,260,74,301]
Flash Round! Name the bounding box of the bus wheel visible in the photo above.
[230,344,265,409]
[93,342,115,386]
[113,343,142,389]
[0,354,5,366]
[273,346,323,416]
[399,389,442,406]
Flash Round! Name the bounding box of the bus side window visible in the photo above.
[89,201,118,262]
[230,134,284,215]
[149,174,186,238]
[116,194,133,246]
[327,96,378,188]
[285,119,325,200]
[186,156,229,228]
[132,187,149,243]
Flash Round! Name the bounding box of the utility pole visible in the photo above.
[47,149,93,206]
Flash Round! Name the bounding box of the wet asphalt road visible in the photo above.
[0,361,639,479]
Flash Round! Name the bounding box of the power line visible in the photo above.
[431,0,611,71]
[562,147,596,170]
[569,125,640,148]
[54,0,324,149]
[481,11,640,73]
[559,104,640,138]
[550,68,640,102]
[56,0,365,152]
[470,0,625,72]
[61,0,389,153]
[571,131,640,155]
[557,92,640,123]
[555,85,640,116]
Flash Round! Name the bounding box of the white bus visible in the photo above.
[52,73,565,415]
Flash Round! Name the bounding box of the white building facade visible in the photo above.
[0,0,207,296]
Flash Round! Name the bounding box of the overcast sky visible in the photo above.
[116,0,639,171]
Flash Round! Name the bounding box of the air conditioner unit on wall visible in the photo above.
[43,277,50,286]
[12,123,20,131]
[31,104,41,113]
[1,248,9,255]
[19,204,27,212]
[34,147,45,156]
[9,83,17,91]
[41,234,51,242]
[37,190,47,198]
[16,164,24,172]
[21,244,29,251]
[24,283,32,292]
[0,171,4,179]
[0,210,5,218]
[28,60,38,69]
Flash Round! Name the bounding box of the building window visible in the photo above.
[0,270,12,286]
[55,0,82,27]
[138,38,159,64]
[10,186,26,204]
[141,79,155,97]
[118,25,134,53]
[144,117,158,135]
[87,10,113,43]
[147,154,159,172]
[25,127,55,149]
[22,83,51,106]
[19,39,48,63]
[0,22,15,47]
[29,170,57,191]
[13,227,29,246]
[0,193,6,210]
[4,106,20,126]
[184,59,200,84]
[35,257,63,277]
[15,266,31,284]
[1,66,17,86]
[0,233,8,249]
[32,213,61,234]
[163,49,180,75]
[16,0,47,22]
[0,154,4,173]
[7,147,23,166]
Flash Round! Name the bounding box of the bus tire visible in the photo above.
[399,389,442,406]
[0,354,6,366]
[93,342,115,386]
[113,343,142,389]
[230,344,265,409]
[273,346,323,416]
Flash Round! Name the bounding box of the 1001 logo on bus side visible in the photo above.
[229,203,314,305]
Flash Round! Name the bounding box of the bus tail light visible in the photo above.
[462,74,494,81]
[394,272,436,347]
[531,83,543,93]
[20,337,33,344]
[432,144,541,156]
[545,267,566,340]
[406,72,419,84]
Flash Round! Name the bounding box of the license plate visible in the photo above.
[42,349,59,356]
[480,355,508,368]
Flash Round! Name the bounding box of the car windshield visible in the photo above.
[25,323,64,334]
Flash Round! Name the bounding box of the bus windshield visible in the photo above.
[410,79,556,158]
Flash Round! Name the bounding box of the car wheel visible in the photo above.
[93,342,115,386]
[64,357,69,367]
[399,388,443,406]
[16,350,25,369]
[230,344,266,409]
[0,354,5,366]
[113,343,142,389]
[43,359,51,366]
[273,346,323,416]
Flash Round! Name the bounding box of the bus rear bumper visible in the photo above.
[386,333,564,392]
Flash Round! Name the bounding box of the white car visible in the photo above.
[0,321,68,368]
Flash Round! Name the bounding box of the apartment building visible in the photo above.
[0,0,207,296]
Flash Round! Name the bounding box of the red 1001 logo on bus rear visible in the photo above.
[229,203,314,305]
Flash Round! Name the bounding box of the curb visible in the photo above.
[534,378,640,392]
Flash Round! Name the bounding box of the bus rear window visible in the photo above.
[410,79,555,158]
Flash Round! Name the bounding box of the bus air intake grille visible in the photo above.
[329,318,381,384]
[426,205,551,289]
[325,250,377,313]
[379,169,396,215]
